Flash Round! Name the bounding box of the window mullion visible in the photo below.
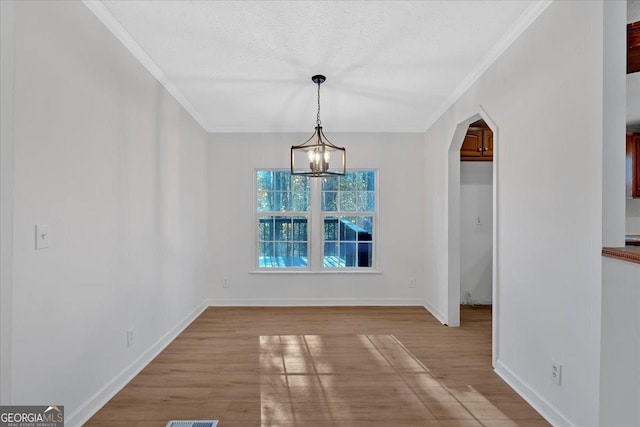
[310,178,323,269]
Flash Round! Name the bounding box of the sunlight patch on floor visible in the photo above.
[258,334,509,425]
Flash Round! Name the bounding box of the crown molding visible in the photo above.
[83,0,551,136]
[424,0,553,131]
[82,0,210,132]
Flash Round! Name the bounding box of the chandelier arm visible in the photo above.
[292,128,320,149]
[318,128,342,149]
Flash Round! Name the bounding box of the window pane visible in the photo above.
[322,176,339,191]
[340,242,357,266]
[273,171,291,191]
[324,217,339,240]
[339,191,357,211]
[274,216,292,241]
[323,242,341,267]
[357,216,374,235]
[292,217,308,241]
[259,242,274,267]
[257,191,273,212]
[275,242,291,262]
[324,242,339,256]
[293,242,308,259]
[357,242,373,267]
[291,175,310,192]
[291,192,310,211]
[339,217,358,241]
[257,170,273,191]
[357,191,375,212]
[339,172,357,191]
[259,216,274,241]
[355,171,366,191]
[358,171,375,191]
[322,191,338,211]
[261,241,274,257]
[272,191,289,211]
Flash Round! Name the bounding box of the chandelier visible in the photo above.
[291,75,346,177]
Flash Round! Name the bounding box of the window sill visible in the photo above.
[250,269,383,275]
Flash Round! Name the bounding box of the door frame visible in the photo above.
[447,107,498,367]
[0,0,15,404]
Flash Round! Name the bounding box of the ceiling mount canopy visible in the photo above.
[291,75,346,177]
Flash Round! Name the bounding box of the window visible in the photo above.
[257,171,310,268]
[322,171,375,268]
[255,169,376,271]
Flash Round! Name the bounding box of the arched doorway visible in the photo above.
[447,108,498,366]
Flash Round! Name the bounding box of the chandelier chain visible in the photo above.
[316,82,321,127]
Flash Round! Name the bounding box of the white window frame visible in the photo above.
[319,170,377,271]
[255,169,311,271]
[254,168,378,273]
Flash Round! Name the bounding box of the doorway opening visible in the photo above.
[460,119,493,310]
[447,110,498,367]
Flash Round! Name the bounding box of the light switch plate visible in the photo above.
[35,224,50,250]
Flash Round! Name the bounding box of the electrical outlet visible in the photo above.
[475,216,482,225]
[127,327,135,348]
[409,277,415,288]
[551,361,562,385]
[222,278,229,288]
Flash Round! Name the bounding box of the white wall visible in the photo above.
[0,0,16,405]
[207,133,426,305]
[424,1,623,425]
[7,1,209,424]
[460,162,493,305]
[600,257,640,427]
[603,0,628,248]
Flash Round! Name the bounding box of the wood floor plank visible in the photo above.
[85,306,549,426]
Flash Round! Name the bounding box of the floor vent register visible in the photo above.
[166,421,218,427]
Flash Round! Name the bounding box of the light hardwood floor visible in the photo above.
[86,306,549,426]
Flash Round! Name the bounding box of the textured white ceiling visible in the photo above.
[97,0,541,133]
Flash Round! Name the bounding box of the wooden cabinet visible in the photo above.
[483,129,493,157]
[461,126,493,161]
[627,132,640,199]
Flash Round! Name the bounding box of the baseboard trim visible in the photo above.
[422,300,447,325]
[65,302,207,427]
[206,298,424,307]
[495,360,574,427]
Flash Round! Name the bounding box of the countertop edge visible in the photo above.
[602,247,640,265]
